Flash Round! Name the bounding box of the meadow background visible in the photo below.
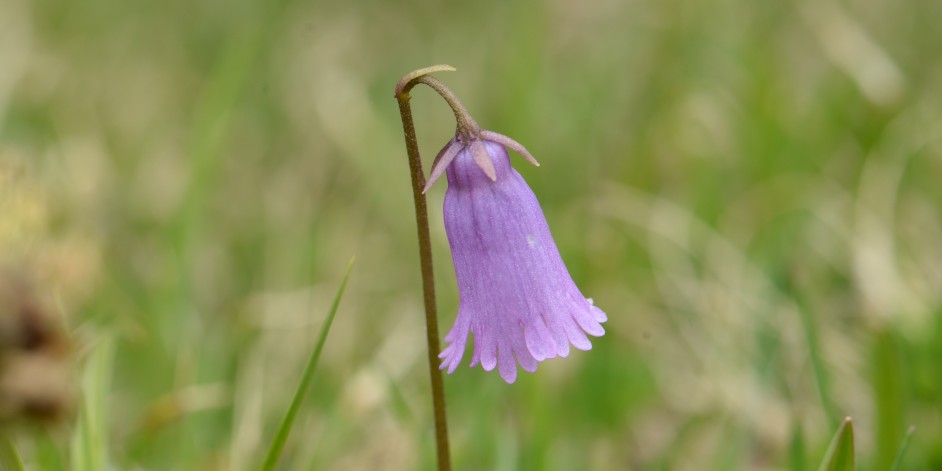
[1,0,941,469]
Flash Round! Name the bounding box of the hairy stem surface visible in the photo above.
[395,70,452,471]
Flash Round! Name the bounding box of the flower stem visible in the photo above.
[395,69,452,471]
[414,76,480,141]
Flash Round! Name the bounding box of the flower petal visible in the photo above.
[524,317,556,361]
[588,298,608,322]
[571,297,605,337]
[439,312,470,374]
[497,342,518,383]
[563,315,592,351]
[477,325,498,371]
[515,344,538,373]
[437,134,606,384]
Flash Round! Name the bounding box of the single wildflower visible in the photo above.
[427,130,607,384]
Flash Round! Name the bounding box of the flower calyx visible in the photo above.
[422,130,540,194]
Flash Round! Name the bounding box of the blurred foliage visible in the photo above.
[1,0,941,469]
[817,418,854,471]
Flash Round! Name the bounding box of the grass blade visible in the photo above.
[0,435,25,471]
[817,416,855,471]
[788,423,807,471]
[873,330,905,470]
[260,257,354,471]
[70,336,116,471]
[890,426,915,471]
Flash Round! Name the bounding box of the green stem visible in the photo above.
[395,70,453,471]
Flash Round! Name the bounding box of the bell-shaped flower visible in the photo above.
[426,131,607,384]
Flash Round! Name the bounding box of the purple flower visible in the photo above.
[425,131,607,384]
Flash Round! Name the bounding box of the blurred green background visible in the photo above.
[1,0,941,469]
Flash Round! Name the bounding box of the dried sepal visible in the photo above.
[423,139,462,194]
[481,130,540,167]
[469,139,497,181]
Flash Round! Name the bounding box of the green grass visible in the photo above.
[261,257,353,470]
[891,426,916,471]
[818,417,855,471]
[1,0,941,469]
[70,336,115,471]
[0,434,26,471]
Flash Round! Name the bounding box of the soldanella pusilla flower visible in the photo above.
[419,84,607,384]
[395,65,605,470]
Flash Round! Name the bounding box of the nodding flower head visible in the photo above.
[427,131,607,384]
